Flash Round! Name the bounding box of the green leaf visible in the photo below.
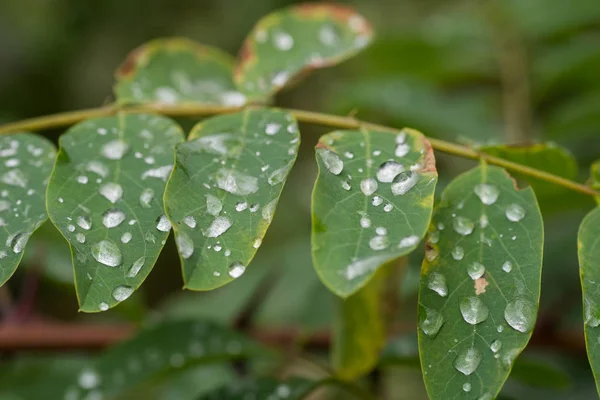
[46,113,184,312]
[578,206,600,395]
[311,128,437,297]
[0,133,56,285]
[418,164,543,400]
[479,142,577,199]
[114,38,247,107]
[199,377,318,400]
[164,108,299,290]
[332,263,388,380]
[61,319,263,399]
[235,3,374,101]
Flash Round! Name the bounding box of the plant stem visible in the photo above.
[0,104,598,198]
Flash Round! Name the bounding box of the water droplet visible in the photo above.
[86,161,109,178]
[274,31,294,51]
[183,216,197,229]
[369,235,389,250]
[504,298,536,333]
[215,168,259,196]
[203,194,222,216]
[505,203,526,222]
[317,149,343,175]
[67,224,76,232]
[77,175,88,184]
[360,178,378,196]
[359,213,371,228]
[344,151,354,159]
[99,182,123,204]
[203,216,232,237]
[341,180,351,191]
[1,169,27,187]
[391,171,419,196]
[77,216,92,230]
[452,246,465,260]
[78,368,100,389]
[102,140,129,160]
[75,233,86,243]
[112,285,134,301]
[399,235,419,248]
[235,201,248,212]
[429,230,440,244]
[139,188,154,208]
[467,262,485,280]
[460,296,489,324]
[267,165,288,186]
[427,272,448,297]
[419,307,444,337]
[463,383,471,392]
[99,302,109,311]
[502,261,513,273]
[120,232,132,244]
[376,161,404,183]
[585,296,600,327]
[228,262,246,278]
[383,203,393,212]
[453,216,474,236]
[176,231,194,259]
[253,238,262,248]
[102,209,126,228]
[490,340,502,353]
[454,347,482,376]
[395,142,410,157]
[265,123,281,135]
[91,240,122,267]
[250,203,260,213]
[141,165,173,181]
[372,196,383,206]
[474,183,499,205]
[10,232,30,253]
[156,215,172,232]
[127,257,145,278]
[497,325,504,333]
[376,227,387,235]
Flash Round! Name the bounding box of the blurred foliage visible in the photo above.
[0,0,599,398]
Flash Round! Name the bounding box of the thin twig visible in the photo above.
[0,104,598,197]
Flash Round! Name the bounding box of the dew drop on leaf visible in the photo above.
[183,216,197,229]
[504,298,536,333]
[460,296,489,325]
[474,183,500,205]
[341,181,351,191]
[139,188,154,208]
[215,168,259,196]
[91,239,122,267]
[175,231,194,259]
[391,171,419,196]
[99,182,123,204]
[102,209,126,228]
[112,285,134,301]
[453,347,482,376]
[369,235,389,250]
[101,139,129,160]
[10,232,30,254]
[372,196,383,206]
[77,215,92,230]
[467,262,485,280]
[360,178,378,196]
[462,383,471,392]
[505,203,526,222]
[376,160,404,183]
[453,216,474,236]
[156,214,172,232]
[235,201,248,212]
[127,256,145,278]
[490,340,502,353]
[121,232,132,244]
[398,235,420,248]
[502,261,513,273]
[419,307,444,337]
[427,272,448,297]
[228,261,246,278]
[202,216,232,238]
[206,194,223,216]
[317,149,343,175]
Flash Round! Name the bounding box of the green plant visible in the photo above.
[1,3,599,399]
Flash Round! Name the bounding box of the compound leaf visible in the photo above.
[0,133,56,285]
[46,113,184,312]
[114,38,247,107]
[63,319,263,399]
[578,206,600,395]
[235,3,374,101]
[418,164,543,400]
[164,108,299,290]
[311,128,437,297]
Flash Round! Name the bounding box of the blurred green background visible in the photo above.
[0,0,599,398]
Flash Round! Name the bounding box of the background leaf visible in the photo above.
[114,38,247,107]
[60,319,264,399]
[234,3,374,101]
[332,262,388,380]
[164,108,299,290]
[46,113,184,312]
[591,161,600,205]
[311,128,437,297]
[418,164,544,399]
[578,206,600,396]
[0,133,56,285]
[199,377,317,400]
